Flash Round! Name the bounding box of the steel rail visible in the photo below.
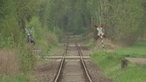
[76,43,93,82]
[53,42,68,82]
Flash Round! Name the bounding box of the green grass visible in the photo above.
[115,41,146,58]
[0,75,28,82]
[91,41,146,82]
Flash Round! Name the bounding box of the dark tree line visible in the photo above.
[0,0,146,47]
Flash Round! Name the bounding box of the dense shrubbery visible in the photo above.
[44,0,146,44]
[0,0,63,80]
[90,0,146,44]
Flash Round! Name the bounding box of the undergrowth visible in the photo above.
[0,16,62,82]
[92,41,146,82]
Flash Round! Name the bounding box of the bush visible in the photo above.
[19,45,36,73]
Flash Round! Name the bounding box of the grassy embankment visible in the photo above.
[92,41,146,82]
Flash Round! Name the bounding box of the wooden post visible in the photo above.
[121,58,128,69]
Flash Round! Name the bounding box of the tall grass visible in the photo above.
[0,49,20,75]
[91,41,146,82]
[0,47,34,82]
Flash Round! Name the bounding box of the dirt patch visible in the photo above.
[126,58,146,64]
[31,60,60,82]
[105,41,118,50]
[86,60,113,82]
[0,49,20,76]
[52,49,64,56]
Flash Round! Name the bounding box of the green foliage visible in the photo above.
[19,46,35,73]
[46,0,91,34]
[1,0,146,81]
[92,41,146,82]
[0,1,62,82]
[0,1,22,47]
[98,0,145,43]
[26,16,42,41]
[0,33,15,48]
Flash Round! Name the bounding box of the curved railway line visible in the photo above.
[53,42,93,82]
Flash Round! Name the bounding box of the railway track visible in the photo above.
[76,43,93,82]
[53,42,68,82]
[53,42,93,82]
